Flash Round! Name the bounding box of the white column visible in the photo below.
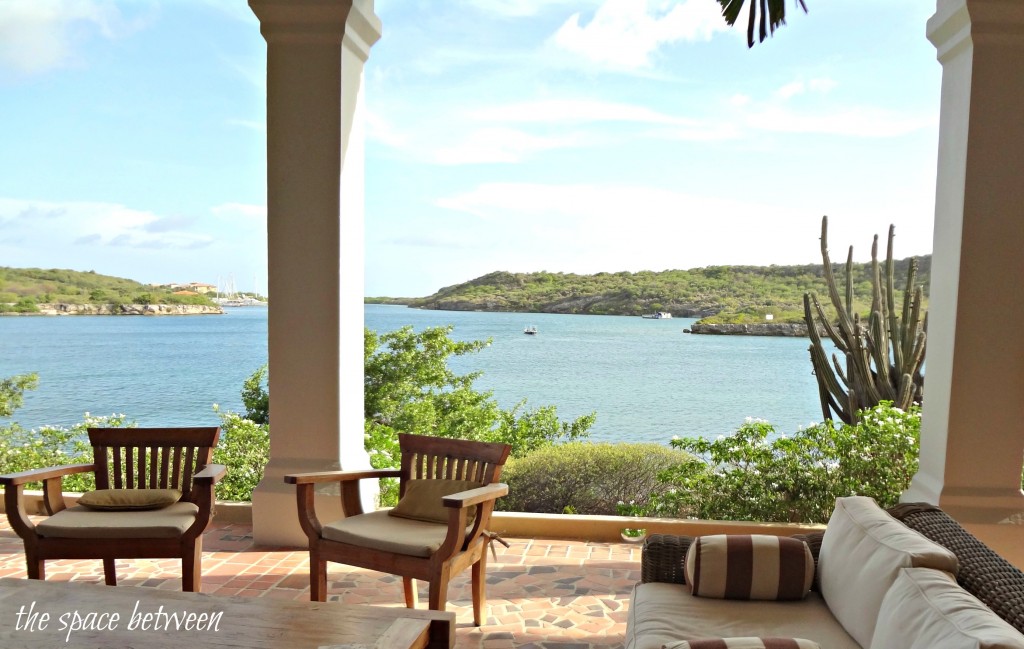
[248,0,381,546]
[905,0,1024,522]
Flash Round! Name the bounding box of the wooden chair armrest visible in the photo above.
[0,463,95,487]
[284,468,401,485]
[193,463,227,484]
[290,469,402,542]
[436,484,509,560]
[442,483,509,509]
[0,464,95,519]
[0,467,94,539]
[185,465,226,540]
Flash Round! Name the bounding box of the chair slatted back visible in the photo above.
[397,433,511,497]
[88,427,220,501]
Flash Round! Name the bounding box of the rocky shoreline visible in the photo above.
[3,303,224,316]
[687,322,825,337]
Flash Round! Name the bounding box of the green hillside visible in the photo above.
[0,267,217,313]
[392,257,931,324]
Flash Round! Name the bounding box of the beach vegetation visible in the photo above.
[497,442,689,516]
[645,402,921,524]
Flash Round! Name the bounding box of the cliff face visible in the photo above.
[26,303,224,316]
[688,322,823,337]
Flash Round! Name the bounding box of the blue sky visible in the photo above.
[0,1,941,298]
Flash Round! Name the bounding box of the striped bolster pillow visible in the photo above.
[663,639,821,649]
[684,534,814,601]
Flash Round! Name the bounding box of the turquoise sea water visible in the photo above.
[0,305,824,444]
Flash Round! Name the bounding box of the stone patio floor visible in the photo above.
[0,518,641,648]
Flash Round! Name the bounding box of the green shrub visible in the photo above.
[0,413,130,492]
[211,409,269,502]
[497,442,691,515]
[653,402,921,524]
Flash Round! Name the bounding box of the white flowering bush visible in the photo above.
[0,412,131,493]
[651,402,921,524]
[211,408,268,502]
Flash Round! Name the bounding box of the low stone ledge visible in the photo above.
[0,492,823,543]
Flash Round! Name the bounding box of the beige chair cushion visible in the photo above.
[324,510,471,558]
[36,502,200,539]
[685,535,814,601]
[78,488,182,511]
[872,568,1024,649]
[388,479,483,524]
[664,639,821,649]
[817,496,959,649]
[624,582,860,649]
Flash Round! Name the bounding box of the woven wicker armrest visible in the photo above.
[641,534,692,584]
[791,530,825,591]
[890,503,1024,635]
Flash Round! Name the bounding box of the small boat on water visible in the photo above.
[524,325,538,335]
[641,312,673,319]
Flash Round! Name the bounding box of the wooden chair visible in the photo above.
[0,427,225,592]
[285,433,511,624]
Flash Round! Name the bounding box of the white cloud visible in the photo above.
[430,181,825,273]
[467,98,696,126]
[775,81,806,100]
[434,127,586,164]
[369,97,717,163]
[746,105,936,138]
[775,77,838,100]
[463,0,599,18]
[225,118,265,131]
[428,181,934,278]
[0,0,143,75]
[808,78,838,93]
[211,203,267,221]
[0,199,214,250]
[196,0,259,24]
[0,197,269,285]
[365,110,409,148]
[550,0,728,70]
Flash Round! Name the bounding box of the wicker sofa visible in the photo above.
[627,497,1024,649]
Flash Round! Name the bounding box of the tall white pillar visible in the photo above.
[905,0,1024,522]
[248,0,381,546]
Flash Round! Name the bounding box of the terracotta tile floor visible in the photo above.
[0,518,640,648]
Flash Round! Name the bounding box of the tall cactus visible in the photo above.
[803,216,927,424]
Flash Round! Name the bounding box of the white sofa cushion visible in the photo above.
[624,583,860,649]
[818,496,959,648]
[872,568,1024,649]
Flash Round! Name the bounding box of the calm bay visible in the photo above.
[0,305,825,444]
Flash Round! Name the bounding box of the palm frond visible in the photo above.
[717,0,808,48]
